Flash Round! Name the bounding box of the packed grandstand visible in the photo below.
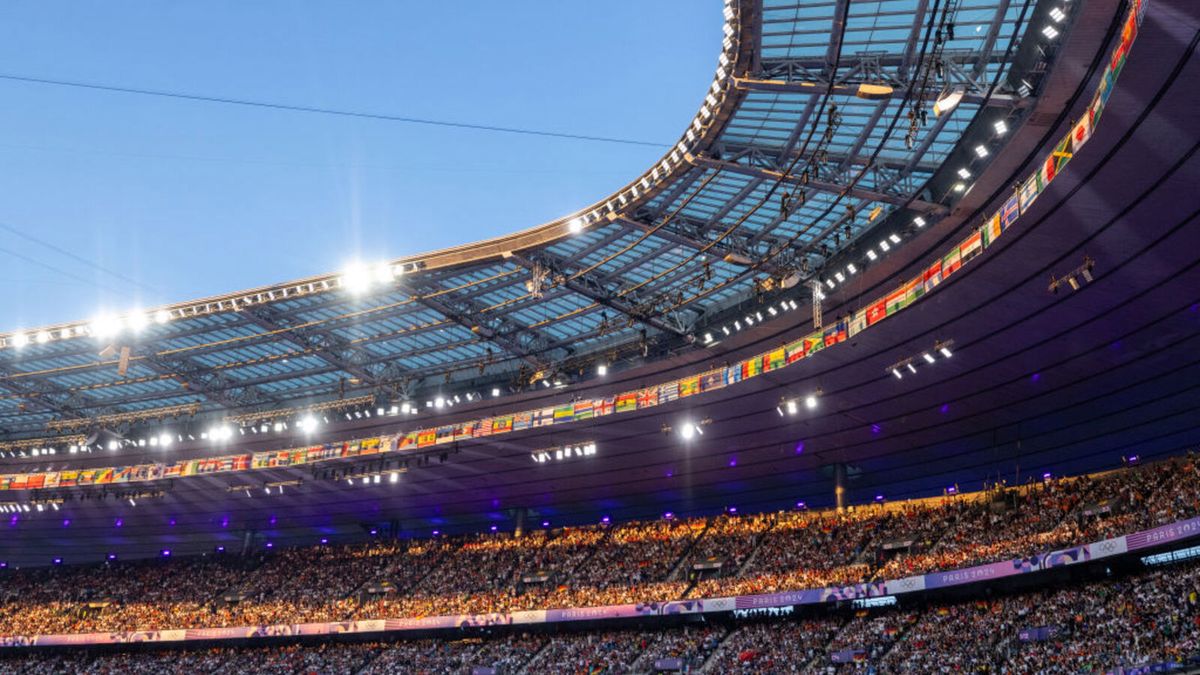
[3,0,1200,672]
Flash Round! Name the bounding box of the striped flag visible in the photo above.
[659,381,679,402]
[980,213,1002,248]
[1018,175,1040,214]
[849,309,868,336]
[959,230,983,263]
[512,412,532,431]
[616,393,638,413]
[1000,194,1021,230]
[942,247,963,278]
[573,400,594,420]
[923,260,943,293]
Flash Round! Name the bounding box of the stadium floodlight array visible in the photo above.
[888,340,954,380]
[530,442,597,464]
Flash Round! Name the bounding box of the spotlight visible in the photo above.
[906,363,917,374]
[805,393,818,410]
[866,249,878,261]
[913,216,926,227]
[1049,6,1066,21]
[939,346,953,358]
[974,145,989,158]
[567,217,584,234]
[786,399,798,415]
[491,388,501,397]
[933,87,964,116]
[922,353,936,364]
[1042,25,1059,39]
[994,119,1008,135]
[893,368,903,380]
[154,310,172,324]
[679,423,697,441]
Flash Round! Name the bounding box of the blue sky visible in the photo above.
[0,2,720,329]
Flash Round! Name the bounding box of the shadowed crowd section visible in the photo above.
[0,560,1197,673]
[0,453,1197,638]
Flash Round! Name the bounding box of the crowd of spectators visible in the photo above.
[0,560,1198,672]
[2,456,1199,638]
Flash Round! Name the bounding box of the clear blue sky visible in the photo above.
[0,2,720,329]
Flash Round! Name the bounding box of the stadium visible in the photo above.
[1,0,1198,672]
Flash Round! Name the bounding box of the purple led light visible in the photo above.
[1031,373,1041,382]
[114,518,123,528]
[940,403,950,414]
[320,538,329,545]
[168,518,176,527]
[216,546,225,553]
[432,530,440,536]
[369,528,378,535]
[796,501,807,510]
[947,486,957,494]
[875,494,884,502]
[62,519,70,528]
[664,512,674,520]
[728,507,738,514]
[795,441,805,455]
[542,521,550,528]
[728,457,737,467]
[160,549,171,557]
[601,516,611,524]
[265,542,274,549]
[871,424,882,435]
[107,553,117,561]
[1043,471,1053,480]
[52,557,62,565]
[490,525,498,532]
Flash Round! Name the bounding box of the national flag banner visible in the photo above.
[512,412,532,431]
[252,454,270,469]
[180,461,198,477]
[700,370,725,392]
[494,415,515,433]
[114,467,134,483]
[454,423,474,440]
[725,366,743,385]
[659,381,679,402]
[637,387,660,408]
[866,299,887,325]
[399,432,419,449]
[417,428,437,447]
[595,397,616,417]
[885,287,907,315]
[232,455,252,471]
[741,358,762,380]
[0,475,10,490]
[679,377,701,397]
[923,260,943,294]
[572,400,594,420]
[981,213,1003,248]
[361,438,382,454]
[473,419,494,438]
[1000,194,1020,231]
[1050,134,1073,176]
[10,474,29,489]
[849,309,868,336]
[96,468,115,484]
[218,457,235,472]
[960,230,984,264]
[1018,175,1040,214]
[805,332,824,355]
[59,470,79,487]
[942,247,962,279]
[1070,114,1091,153]
[904,276,924,306]
[290,449,308,465]
[533,407,556,428]
[616,393,638,413]
[786,339,807,363]
[553,405,575,422]
[1038,155,1058,191]
[766,348,786,371]
[346,441,363,457]
[42,472,60,489]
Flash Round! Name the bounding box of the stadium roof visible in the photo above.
[0,0,1046,446]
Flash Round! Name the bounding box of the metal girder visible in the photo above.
[613,215,789,278]
[137,351,279,412]
[732,76,1028,108]
[756,49,1017,80]
[508,251,689,338]
[825,0,851,73]
[239,305,387,386]
[404,283,563,371]
[690,154,945,213]
[0,368,95,425]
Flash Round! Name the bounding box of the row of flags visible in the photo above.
[0,0,1144,495]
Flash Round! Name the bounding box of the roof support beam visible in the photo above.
[137,352,279,413]
[239,305,386,386]
[690,155,945,213]
[508,252,688,338]
[731,77,1028,109]
[612,216,788,278]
